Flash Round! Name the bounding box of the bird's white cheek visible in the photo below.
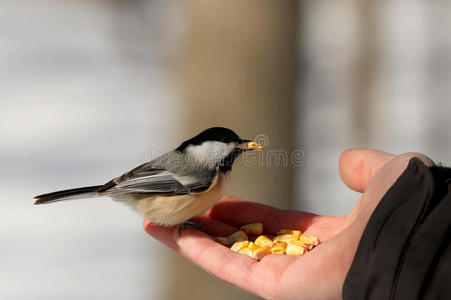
[186,142,235,167]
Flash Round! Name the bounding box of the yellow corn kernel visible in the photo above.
[252,247,271,260]
[300,243,314,250]
[238,246,271,261]
[270,242,287,254]
[214,237,234,247]
[273,234,298,243]
[238,247,254,257]
[230,241,250,252]
[295,235,319,250]
[228,230,248,243]
[247,141,263,151]
[254,235,274,248]
[247,242,260,251]
[288,240,313,250]
[277,229,302,237]
[298,235,320,246]
[286,243,307,256]
[240,223,264,235]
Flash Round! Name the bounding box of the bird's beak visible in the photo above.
[237,140,263,151]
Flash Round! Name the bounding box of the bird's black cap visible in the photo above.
[176,127,245,152]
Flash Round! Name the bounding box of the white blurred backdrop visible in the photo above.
[0,1,183,299]
[297,0,451,215]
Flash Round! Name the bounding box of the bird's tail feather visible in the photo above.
[34,185,103,205]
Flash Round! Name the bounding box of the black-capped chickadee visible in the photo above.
[34,127,262,234]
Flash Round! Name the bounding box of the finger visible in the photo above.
[210,196,319,235]
[172,227,295,298]
[143,217,238,249]
[145,216,296,297]
[211,196,345,240]
[362,152,435,203]
[190,216,238,237]
[339,148,396,193]
[345,152,435,226]
[143,219,179,251]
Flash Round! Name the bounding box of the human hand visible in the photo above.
[143,149,434,299]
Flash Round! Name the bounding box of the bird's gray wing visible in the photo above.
[98,162,214,195]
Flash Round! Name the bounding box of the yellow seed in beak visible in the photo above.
[247,141,262,151]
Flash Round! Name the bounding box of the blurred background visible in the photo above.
[1,0,450,299]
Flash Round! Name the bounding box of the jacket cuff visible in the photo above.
[343,158,451,299]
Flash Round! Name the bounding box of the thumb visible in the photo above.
[339,148,396,193]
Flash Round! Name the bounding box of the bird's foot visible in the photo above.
[178,220,211,236]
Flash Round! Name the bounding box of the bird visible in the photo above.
[34,127,262,234]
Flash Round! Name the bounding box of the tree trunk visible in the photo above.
[167,1,298,299]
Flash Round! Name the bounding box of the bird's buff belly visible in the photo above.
[117,172,230,226]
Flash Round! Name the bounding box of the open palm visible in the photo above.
[143,149,434,299]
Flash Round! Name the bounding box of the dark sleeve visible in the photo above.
[343,158,451,300]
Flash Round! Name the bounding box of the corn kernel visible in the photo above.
[254,235,274,248]
[273,234,298,243]
[228,230,248,243]
[294,235,319,251]
[252,247,271,260]
[286,243,307,256]
[270,242,287,254]
[277,229,302,237]
[238,247,254,256]
[298,235,320,246]
[247,242,260,251]
[289,240,313,250]
[230,241,250,252]
[216,227,320,260]
[240,223,264,235]
[214,237,233,247]
[247,142,263,151]
[300,243,314,250]
[238,246,271,261]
